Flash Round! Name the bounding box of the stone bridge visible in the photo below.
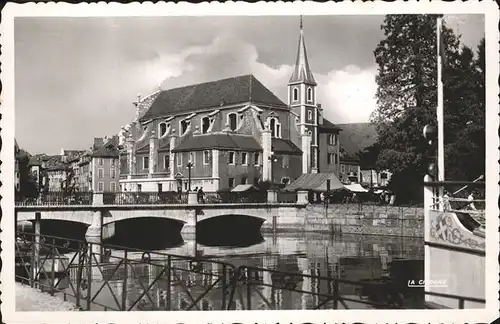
[15,190,310,242]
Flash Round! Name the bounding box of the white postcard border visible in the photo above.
[1,1,499,323]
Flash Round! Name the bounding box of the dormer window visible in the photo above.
[268,117,282,138]
[180,120,190,136]
[158,122,168,137]
[293,88,299,102]
[307,87,313,102]
[201,117,210,134]
[228,113,238,131]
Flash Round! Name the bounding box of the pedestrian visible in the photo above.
[194,186,198,193]
[443,190,451,211]
[389,194,396,206]
[320,192,325,203]
[379,191,385,205]
[197,187,205,204]
[468,191,477,211]
[385,192,390,205]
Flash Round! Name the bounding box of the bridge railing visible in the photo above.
[103,192,188,205]
[15,191,93,206]
[203,191,267,204]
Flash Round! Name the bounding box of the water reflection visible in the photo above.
[57,232,424,310]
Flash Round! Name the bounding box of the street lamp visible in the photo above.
[268,151,277,185]
[186,160,194,192]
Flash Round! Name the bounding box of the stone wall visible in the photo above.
[302,204,424,238]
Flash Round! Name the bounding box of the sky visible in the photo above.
[15,15,485,154]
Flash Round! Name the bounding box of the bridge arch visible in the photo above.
[102,216,185,250]
[17,211,92,226]
[196,214,266,247]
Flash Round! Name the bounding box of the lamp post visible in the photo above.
[186,160,194,192]
[267,151,277,185]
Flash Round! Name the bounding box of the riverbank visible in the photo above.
[16,283,78,311]
[261,204,424,237]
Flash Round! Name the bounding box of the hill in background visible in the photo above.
[337,122,377,157]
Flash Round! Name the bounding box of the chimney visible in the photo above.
[317,103,324,125]
[94,137,104,150]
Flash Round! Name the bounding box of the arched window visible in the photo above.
[308,110,313,121]
[158,122,167,137]
[180,120,190,136]
[228,113,238,131]
[201,117,210,134]
[268,117,282,138]
[270,118,276,136]
[307,87,313,102]
[293,88,299,102]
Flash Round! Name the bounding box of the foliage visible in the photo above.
[370,15,485,202]
[357,143,380,170]
[16,149,38,199]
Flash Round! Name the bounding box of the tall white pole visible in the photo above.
[437,17,445,183]
[436,17,445,211]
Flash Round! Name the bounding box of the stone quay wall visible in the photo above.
[302,204,424,238]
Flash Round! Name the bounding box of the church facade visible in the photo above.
[118,22,341,192]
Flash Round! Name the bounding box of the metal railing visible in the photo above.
[15,232,440,311]
[16,192,93,206]
[202,191,267,204]
[15,232,236,311]
[103,192,188,205]
[229,265,415,310]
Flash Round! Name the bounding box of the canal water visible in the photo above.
[48,232,424,310]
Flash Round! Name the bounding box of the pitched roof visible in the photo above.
[272,138,302,155]
[140,75,287,121]
[27,154,68,170]
[135,144,149,154]
[285,173,343,192]
[172,133,262,152]
[340,156,360,164]
[337,122,377,156]
[92,145,119,158]
[288,25,316,86]
[319,118,342,132]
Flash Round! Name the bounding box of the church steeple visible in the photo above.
[289,16,316,86]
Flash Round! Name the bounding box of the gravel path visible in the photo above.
[16,283,79,311]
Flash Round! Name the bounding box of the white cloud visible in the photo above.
[128,35,378,126]
[317,65,378,123]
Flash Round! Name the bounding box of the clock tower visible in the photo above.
[288,16,319,173]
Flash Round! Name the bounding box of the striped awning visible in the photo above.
[284,173,344,192]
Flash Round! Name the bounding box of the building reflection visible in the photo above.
[61,233,423,311]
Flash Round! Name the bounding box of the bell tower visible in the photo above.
[288,16,319,173]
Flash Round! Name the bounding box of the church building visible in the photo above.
[118,20,341,192]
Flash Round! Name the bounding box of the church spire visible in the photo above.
[289,15,316,86]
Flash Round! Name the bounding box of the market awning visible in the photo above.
[231,184,258,192]
[344,183,369,193]
[284,173,343,192]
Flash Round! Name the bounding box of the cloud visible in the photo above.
[15,15,482,154]
[143,35,377,126]
[318,65,378,123]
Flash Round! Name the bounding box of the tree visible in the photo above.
[16,148,38,199]
[371,15,483,202]
[357,143,380,170]
[442,38,485,181]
